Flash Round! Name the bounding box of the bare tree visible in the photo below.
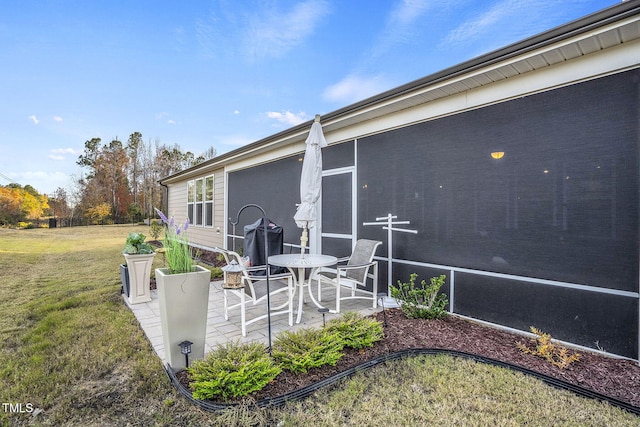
[73,133,213,223]
[126,132,143,206]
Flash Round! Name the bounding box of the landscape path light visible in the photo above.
[318,307,329,327]
[377,292,388,327]
[179,340,193,368]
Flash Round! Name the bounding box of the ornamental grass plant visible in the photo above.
[155,208,194,274]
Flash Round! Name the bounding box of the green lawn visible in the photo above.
[0,225,637,426]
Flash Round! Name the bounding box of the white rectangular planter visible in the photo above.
[123,253,156,304]
[156,265,211,370]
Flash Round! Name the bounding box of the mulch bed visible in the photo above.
[176,308,640,409]
[155,243,640,409]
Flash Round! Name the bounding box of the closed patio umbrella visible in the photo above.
[294,114,327,256]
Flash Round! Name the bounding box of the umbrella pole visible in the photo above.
[300,224,308,257]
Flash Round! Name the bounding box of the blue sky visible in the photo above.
[0,0,618,195]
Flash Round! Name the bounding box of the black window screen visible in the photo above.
[323,140,354,169]
[358,70,639,291]
[227,142,355,249]
[228,156,302,246]
[322,173,352,235]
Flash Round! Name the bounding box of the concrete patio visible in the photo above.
[126,278,380,364]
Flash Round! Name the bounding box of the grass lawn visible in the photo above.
[0,225,638,426]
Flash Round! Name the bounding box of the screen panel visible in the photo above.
[322,173,352,235]
[323,140,354,169]
[227,155,302,246]
[357,70,639,292]
[454,273,638,359]
[321,237,353,259]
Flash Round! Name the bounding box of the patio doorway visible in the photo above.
[319,167,356,258]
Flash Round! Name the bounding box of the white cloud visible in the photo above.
[53,116,63,122]
[48,148,77,161]
[29,115,39,124]
[266,111,308,126]
[390,0,433,28]
[155,112,177,124]
[442,0,567,49]
[323,74,392,104]
[444,2,509,45]
[243,0,331,61]
[51,148,76,154]
[195,16,221,58]
[233,110,240,115]
[367,0,435,61]
[195,0,330,62]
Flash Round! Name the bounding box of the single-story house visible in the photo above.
[160,2,640,361]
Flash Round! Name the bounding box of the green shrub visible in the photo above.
[391,273,448,319]
[149,219,163,240]
[188,341,281,400]
[272,327,344,373]
[326,311,384,349]
[210,267,223,278]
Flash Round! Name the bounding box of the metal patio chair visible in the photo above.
[312,239,382,314]
[213,248,294,336]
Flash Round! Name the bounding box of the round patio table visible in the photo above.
[268,253,337,324]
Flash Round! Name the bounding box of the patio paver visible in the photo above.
[125,279,380,364]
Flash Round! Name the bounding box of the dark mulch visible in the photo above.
[176,308,640,409]
[195,249,226,268]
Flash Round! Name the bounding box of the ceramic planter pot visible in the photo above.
[156,265,211,370]
[123,252,156,304]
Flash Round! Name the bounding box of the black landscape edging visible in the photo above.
[165,349,640,415]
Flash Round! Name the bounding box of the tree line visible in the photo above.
[0,184,49,226]
[0,132,215,227]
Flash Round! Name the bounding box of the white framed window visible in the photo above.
[187,181,195,225]
[195,179,203,226]
[187,175,214,227]
[205,175,214,227]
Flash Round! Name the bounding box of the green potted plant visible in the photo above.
[122,232,156,305]
[154,208,211,370]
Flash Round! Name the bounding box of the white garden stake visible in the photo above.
[363,213,418,307]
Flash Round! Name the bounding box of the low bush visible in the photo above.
[391,273,448,319]
[149,219,163,240]
[272,327,344,373]
[188,341,281,400]
[516,326,580,369]
[326,311,384,349]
